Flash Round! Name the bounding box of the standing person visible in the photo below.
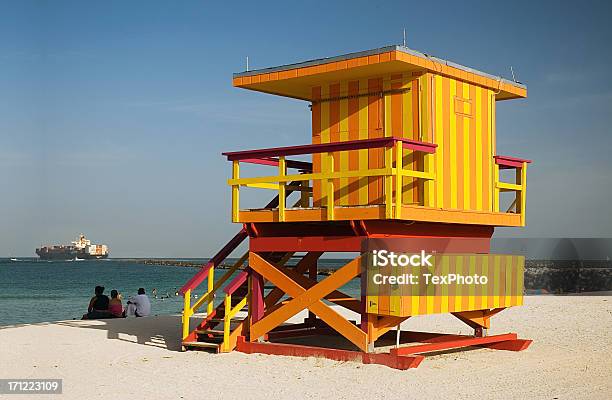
[83,286,111,319]
[108,290,124,318]
[125,288,151,317]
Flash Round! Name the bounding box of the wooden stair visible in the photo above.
[180,186,309,353]
[182,276,249,352]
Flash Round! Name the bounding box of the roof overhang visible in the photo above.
[233,45,527,101]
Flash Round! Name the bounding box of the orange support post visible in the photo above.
[249,253,368,352]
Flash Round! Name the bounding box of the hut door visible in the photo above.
[367,79,385,204]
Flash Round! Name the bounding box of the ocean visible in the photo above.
[4,257,601,327]
[0,258,355,326]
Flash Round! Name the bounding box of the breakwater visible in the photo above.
[123,258,612,293]
[119,258,342,275]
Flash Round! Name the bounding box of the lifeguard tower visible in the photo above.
[179,45,532,369]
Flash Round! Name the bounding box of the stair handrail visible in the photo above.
[224,269,249,295]
[190,252,248,314]
[180,186,305,345]
[220,252,296,352]
[181,252,248,341]
[179,178,309,297]
[179,228,248,295]
[221,269,250,352]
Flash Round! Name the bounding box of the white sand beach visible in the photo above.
[1,295,611,400]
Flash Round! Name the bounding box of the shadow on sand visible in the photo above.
[54,315,184,352]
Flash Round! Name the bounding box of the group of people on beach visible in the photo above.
[82,286,151,320]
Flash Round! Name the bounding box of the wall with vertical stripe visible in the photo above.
[433,74,496,213]
[311,72,497,213]
[365,254,524,317]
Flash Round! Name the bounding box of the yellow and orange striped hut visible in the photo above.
[179,45,532,369]
[231,46,529,226]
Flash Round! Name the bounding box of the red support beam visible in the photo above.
[478,339,533,351]
[250,269,265,324]
[307,255,318,322]
[389,333,518,355]
[236,337,424,370]
[246,221,493,241]
[250,236,364,252]
[250,235,492,253]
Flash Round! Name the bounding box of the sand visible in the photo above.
[1,295,611,400]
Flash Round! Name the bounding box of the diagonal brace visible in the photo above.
[249,253,367,351]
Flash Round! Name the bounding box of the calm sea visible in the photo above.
[0,258,355,326]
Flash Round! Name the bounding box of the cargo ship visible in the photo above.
[36,234,109,260]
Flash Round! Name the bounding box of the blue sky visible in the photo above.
[1,0,611,257]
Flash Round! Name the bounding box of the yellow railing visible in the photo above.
[219,252,294,352]
[493,156,531,226]
[221,282,248,352]
[181,252,248,341]
[225,138,437,222]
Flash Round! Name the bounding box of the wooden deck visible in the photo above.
[237,204,522,226]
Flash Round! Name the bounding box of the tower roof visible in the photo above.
[233,45,526,101]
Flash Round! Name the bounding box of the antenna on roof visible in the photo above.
[403,28,406,47]
[246,56,249,72]
[510,66,517,82]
